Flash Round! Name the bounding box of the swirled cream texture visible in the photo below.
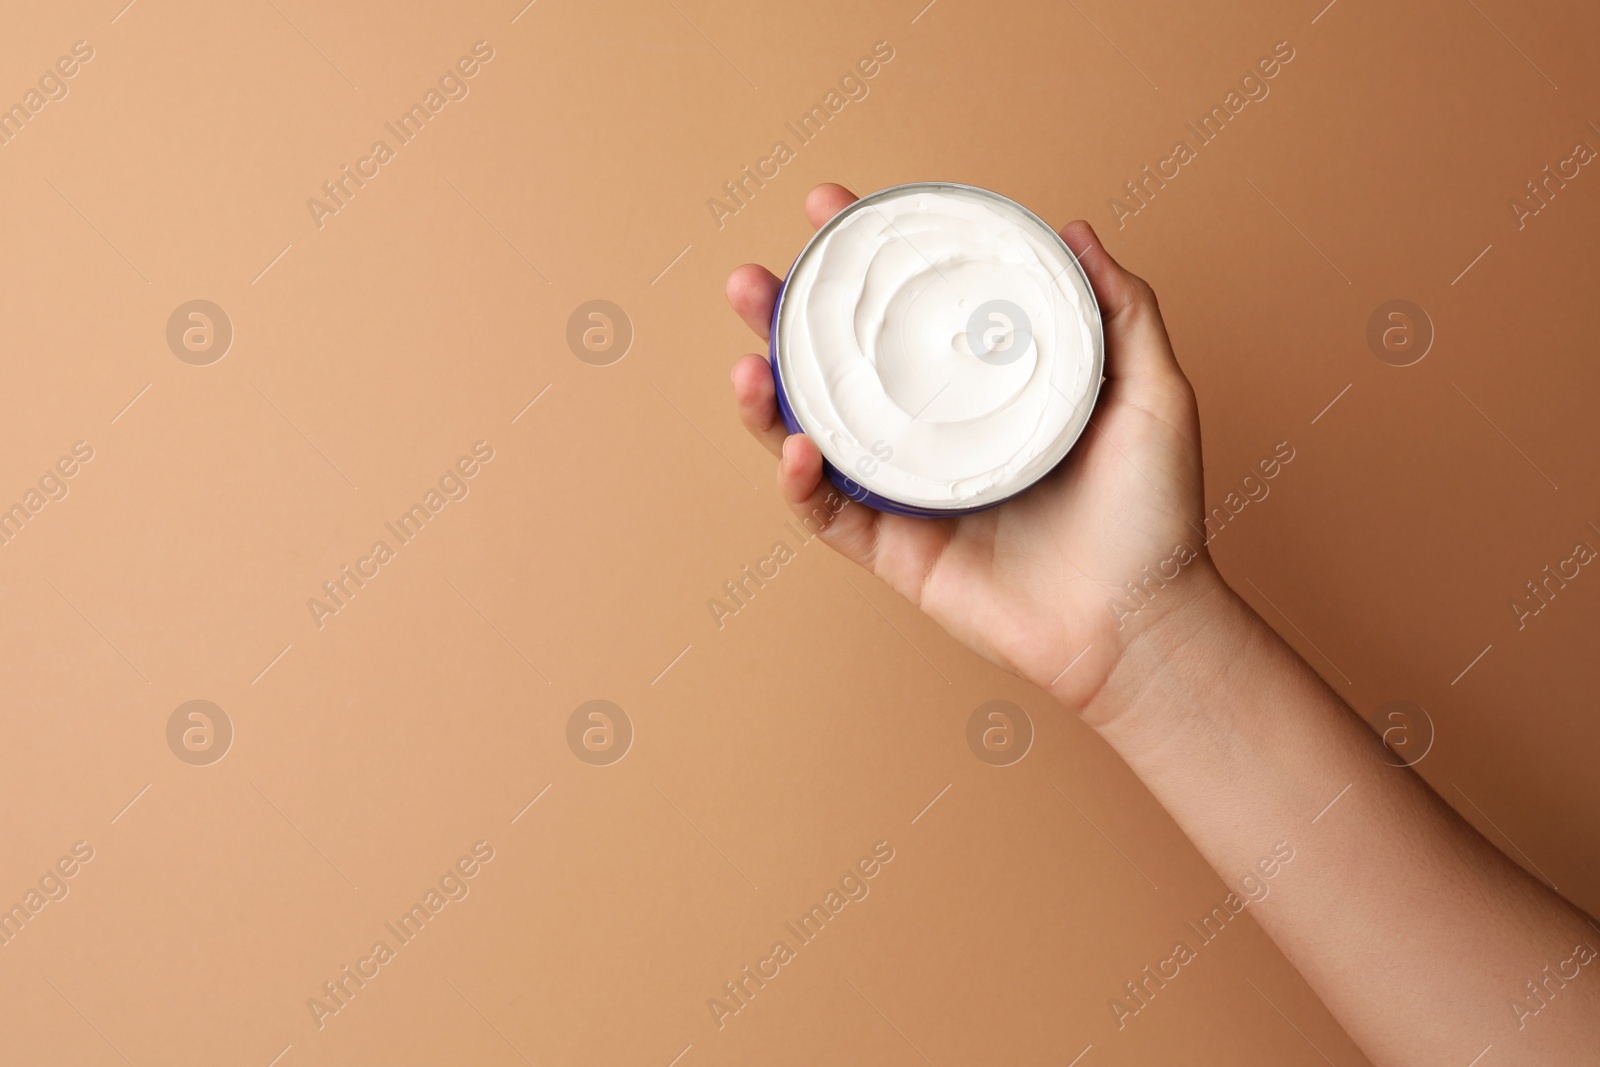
[776,185,1102,510]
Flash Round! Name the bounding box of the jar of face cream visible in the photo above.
[769,183,1105,516]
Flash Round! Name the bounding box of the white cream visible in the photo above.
[776,184,1102,511]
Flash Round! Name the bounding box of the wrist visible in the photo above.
[1077,556,1241,735]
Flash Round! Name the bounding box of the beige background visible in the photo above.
[1,0,1597,1063]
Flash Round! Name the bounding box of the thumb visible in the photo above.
[1058,220,1183,390]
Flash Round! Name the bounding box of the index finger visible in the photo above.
[804,183,858,229]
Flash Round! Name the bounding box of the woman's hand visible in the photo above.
[731,183,1600,1066]
[726,183,1219,719]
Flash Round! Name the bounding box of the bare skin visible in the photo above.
[725,183,1600,1066]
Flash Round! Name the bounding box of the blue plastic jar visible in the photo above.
[768,182,1104,517]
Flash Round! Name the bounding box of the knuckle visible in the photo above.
[1131,276,1160,310]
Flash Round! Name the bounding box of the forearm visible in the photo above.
[1084,563,1600,1066]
